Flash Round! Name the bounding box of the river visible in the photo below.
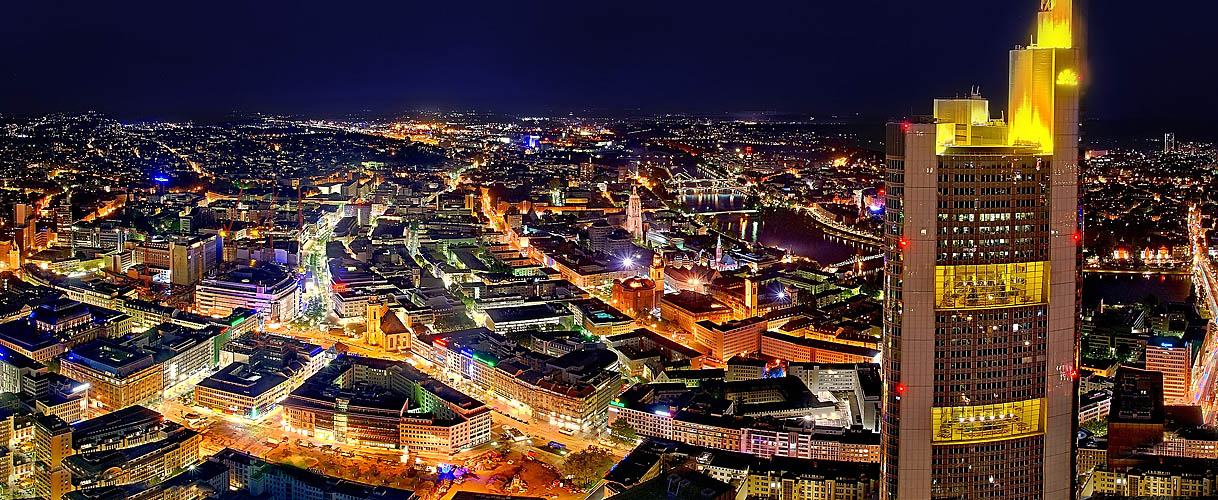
[684,193,878,267]
[685,194,1192,306]
[1081,273,1194,308]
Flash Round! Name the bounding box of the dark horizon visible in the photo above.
[3,1,1215,125]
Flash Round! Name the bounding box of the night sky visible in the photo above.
[2,0,1214,122]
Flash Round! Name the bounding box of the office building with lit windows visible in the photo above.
[881,1,1081,498]
[1145,335,1193,406]
[59,339,164,414]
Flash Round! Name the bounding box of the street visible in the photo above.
[1186,204,1218,423]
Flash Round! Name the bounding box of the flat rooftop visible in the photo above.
[197,362,288,398]
[485,303,568,324]
[65,340,155,377]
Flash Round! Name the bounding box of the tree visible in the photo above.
[560,446,617,490]
[608,419,638,446]
[434,313,477,333]
[1081,417,1108,437]
[302,297,327,323]
[1140,293,1161,311]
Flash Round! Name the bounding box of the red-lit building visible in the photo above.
[611,277,657,318]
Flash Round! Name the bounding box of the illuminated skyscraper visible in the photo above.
[54,195,72,235]
[881,1,1081,498]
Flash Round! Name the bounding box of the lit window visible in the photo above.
[931,398,1045,443]
[934,262,1047,310]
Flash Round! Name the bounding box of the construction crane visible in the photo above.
[220,182,248,240]
[267,175,279,265]
[138,240,153,300]
[297,182,304,233]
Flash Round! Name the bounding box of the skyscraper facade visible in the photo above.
[54,196,72,235]
[881,1,1081,498]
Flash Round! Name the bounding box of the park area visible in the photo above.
[262,439,611,500]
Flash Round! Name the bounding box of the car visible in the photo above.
[557,428,576,436]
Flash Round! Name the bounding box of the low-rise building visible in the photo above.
[63,459,228,500]
[283,355,492,455]
[1083,457,1218,497]
[759,331,880,364]
[221,332,331,388]
[194,362,289,420]
[1080,389,1113,424]
[660,291,732,334]
[0,298,134,362]
[612,466,734,500]
[125,323,230,391]
[568,298,634,337]
[692,317,767,365]
[609,380,881,463]
[742,456,880,500]
[482,303,572,334]
[606,328,708,380]
[63,426,201,490]
[195,264,301,323]
[60,339,163,414]
[71,405,170,453]
[416,327,620,432]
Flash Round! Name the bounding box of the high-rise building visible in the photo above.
[14,203,30,226]
[625,184,643,240]
[54,196,73,236]
[1145,336,1193,406]
[34,414,73,500]
[580,160,595,181]
[1165,132,1176,152]
[881,1,1081,498]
